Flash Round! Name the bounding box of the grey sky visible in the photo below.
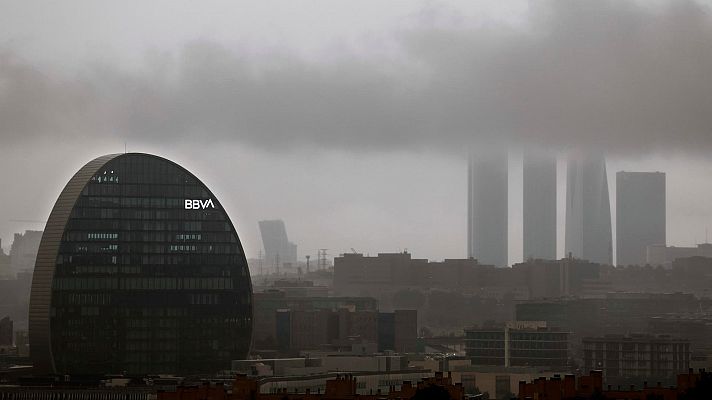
[2,0,712,265]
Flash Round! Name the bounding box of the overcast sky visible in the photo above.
[2,0,712,266]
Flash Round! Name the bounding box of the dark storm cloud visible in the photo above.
[1,0,712,153]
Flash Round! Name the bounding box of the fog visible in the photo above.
[2,0,712,264]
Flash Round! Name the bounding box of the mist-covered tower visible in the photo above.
[468,151,508,267]
[259,220,297,270]
[616,171,666,266]
[523,152,557,260]
[565,154,612,265]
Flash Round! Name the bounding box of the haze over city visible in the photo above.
[4,2,712,398]
[3,0,712,265]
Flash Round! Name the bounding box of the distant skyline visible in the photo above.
[2,1,712,266]
[3,145,712,267]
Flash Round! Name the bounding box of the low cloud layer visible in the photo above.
[2,0,712,154]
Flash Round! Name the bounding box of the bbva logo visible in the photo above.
[185,199,215,209]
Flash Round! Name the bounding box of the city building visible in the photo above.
[14,329,29,357]
[158,371,461,400]
[28,153,253,375]
[0,239,10,278]
[647,243,712,267]
[616,171,666,266]
[253,279,330,298]
[516,293,700,362]
[9,230,43,275]
[454,367,572,399]
[468,152,508,267]
[252,290,378,351]
[333,252,501,295]
[274,308,416,354]
[0,271,32,333]
[565,154,612,265]
[0,386,156,400]
[231,354,408,377]
[0,375,178,400]
[0,317,12,347]
[523,152,557,261]
[511,257,601,299]
[259,220,298,272]
[582,334,691,385]
[378,310,418,353]
[648,313,712,371]
[465,321,570,368]
[517,369,709,400]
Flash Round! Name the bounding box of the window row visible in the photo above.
[83,183,206,197]
[71,208,225,221]
[57,253,245,266]
[66,243,239,255]
[65,231,231,242]
[53,277,236,290]
[66,220,232,232]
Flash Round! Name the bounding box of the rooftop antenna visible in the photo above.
[124,142,127,154]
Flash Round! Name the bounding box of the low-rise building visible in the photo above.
[275,308,416,355]
[465,321,570,369]
[253,291,378,351]
[158,372,463,399]
[518,369,709,400]
[647,243,712,267]
[582,334,690,386]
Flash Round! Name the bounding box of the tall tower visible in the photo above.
[468,152,508,266]
[616,171,666,266]
[259,220,298,271]
[565,154,612,265]
[523,152,557,260]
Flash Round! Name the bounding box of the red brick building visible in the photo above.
[158,372,464,400]
[518,369,708,400]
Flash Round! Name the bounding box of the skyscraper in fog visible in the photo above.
[565,154,612,265]
[259,220,298,269]
[29,153,253,375]
[523,153,557,260]
[467,152,508,266]
[616,171,666,266]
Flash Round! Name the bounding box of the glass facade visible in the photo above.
[32,153,252,375]
[465,329,569,367]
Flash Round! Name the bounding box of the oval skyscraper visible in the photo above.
[29,153,253,375]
